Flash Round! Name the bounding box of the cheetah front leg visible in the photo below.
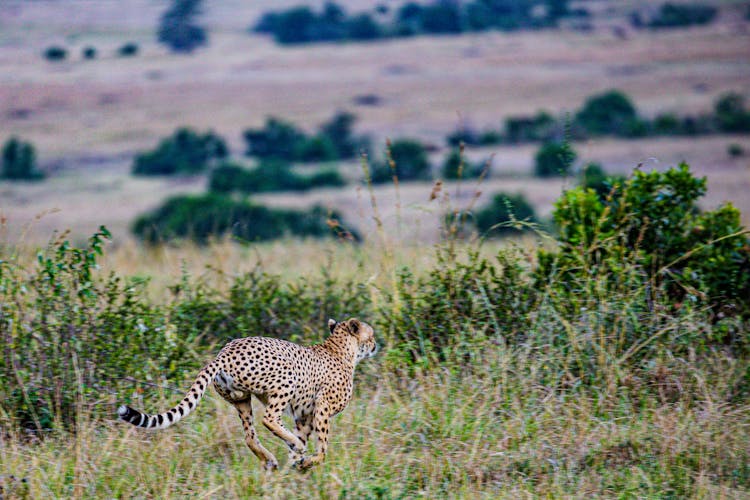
[298,396,332,470]
[235,400,278,470]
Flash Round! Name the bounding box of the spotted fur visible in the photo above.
[118,318,377,470]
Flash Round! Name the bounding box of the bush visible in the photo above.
[728,144,744,157]
[82,46,97,59]
[474,192,536,236]
[158,0,207,53]
[347,13,383,40]
[319,111,368,159]
[208,161,345,194]
[579,163,625,199]
[132,194,341,244]
[243,117,306,161]
[117,42,139,57]
[505,112,558,143]
[370,139,431,183]
[653,112,683,135]
[1,137,44,181]
[714,92,750,133]
[441,150,485,180]
[534,141,577,177]
[132,128,228,176]
[646,3,718,28]
[575,90,639,135]
[541,163,750,318]
[43,46,67,61]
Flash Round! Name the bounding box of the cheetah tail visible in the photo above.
[117,360,220,430]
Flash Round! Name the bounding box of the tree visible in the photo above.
[132,128,228,176]
[475,192,536,236]
[158,0,208,53]
[2,137,44,181]
[575,90,638,135]
[534,142,576,177]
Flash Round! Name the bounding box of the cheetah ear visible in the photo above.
[328,318,337,333]
[346,318,360,336]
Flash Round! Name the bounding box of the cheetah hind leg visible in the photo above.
[235,400,278,471]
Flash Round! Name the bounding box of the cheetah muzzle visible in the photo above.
[118,317,377,470]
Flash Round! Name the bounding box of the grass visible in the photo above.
[1,343,746,498]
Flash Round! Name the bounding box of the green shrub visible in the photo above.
[208,161,345,194]
[441,149,485,180]
[653,113,682,135]
[541,163,750,320]
[346,13,383,40]
[727,143,744,157]
[575,90,639,135]
[1,137,44,181]
[132,127,228,176]
[504,111,558,143]
[714,92,750,133]
[474,192,536,236]
[132,194,341,244]
[579,163,625,199]
[534,141,577,177]
[645,3,718,28]
[319,111,368,159]
[82,46,97,59]
[117,42,139,57]
[43,46,67,61]
[158,0,207,53]
[243,117,306,161]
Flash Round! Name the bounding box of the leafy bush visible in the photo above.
[505,112,558,143]
[243,112,366,163]
[370,139,431,183]
[1,137,44,181]
[541,163,750,319]
[132,194,341,244]
[441,150,485,180]
[575,90,638,135]
[158,0,207,53]
[132,127,228,176]
[82,46,97,59]
[474,192,536,236]
[727,143,744,157]
[43,46,67,61]
[117,42,139,57]
[579,163,625,199]
[534,141,577,177]
[714,92,750,133]
[208,161,345,194]
[640,3,718,28]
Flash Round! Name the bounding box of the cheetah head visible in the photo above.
[328,317,377,363]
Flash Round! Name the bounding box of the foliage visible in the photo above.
[243,112,367,163]
[579,162,625,199]
[158,0,207,53]
[575,89,638,135]
[727,143,744,157]
[254,0,570,45]
[43,46,67,61]
[370,139,431,183]
[474,192,536,236]
[714,92,750,133]
[504,111,558,143]
[633,2,718,29]
[1,137,44,181]
[132,194,341,244]
[117,42,139,57]
[440,149,485,180]
[208,161,345,194]
[540,163,750,320]
[82,46,97,59]
[132,127,228,176]
[534,141,577,177]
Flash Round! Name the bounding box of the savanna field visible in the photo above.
[2,0,750,498]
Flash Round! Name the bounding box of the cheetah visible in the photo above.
[118,318,377,470]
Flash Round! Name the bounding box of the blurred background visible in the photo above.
[1,0,749,246]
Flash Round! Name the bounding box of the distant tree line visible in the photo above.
[630,3,718,29]
[253,0,576,45]
[449,90,750,148]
